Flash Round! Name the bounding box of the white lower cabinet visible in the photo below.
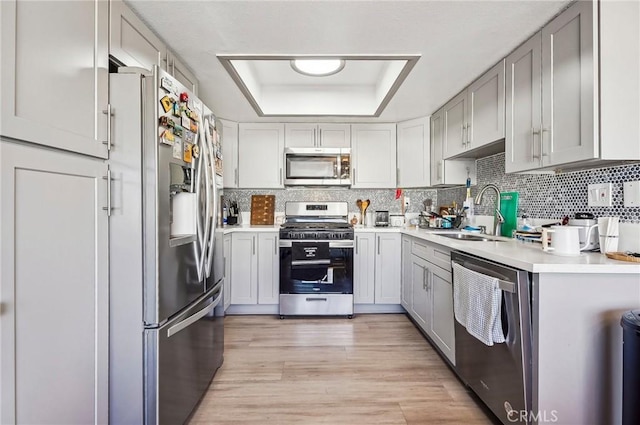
[0,140,109,424]
[229,232,279,305]
[401,236,455,365]
[354,232,401,305]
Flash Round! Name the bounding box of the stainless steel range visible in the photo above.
[279,202,354,318]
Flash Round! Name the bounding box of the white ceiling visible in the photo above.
[126,0,571,123]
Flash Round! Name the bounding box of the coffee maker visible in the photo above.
[567,213,599,251]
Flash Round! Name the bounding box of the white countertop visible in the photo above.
[223,224,640,274]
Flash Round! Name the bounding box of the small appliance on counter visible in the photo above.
[375,210,389,227]
[567,212,600,251]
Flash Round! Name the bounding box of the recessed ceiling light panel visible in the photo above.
[290,59,345,77]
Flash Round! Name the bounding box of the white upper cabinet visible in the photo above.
[505,33,543,173]
[430,108,476,187]
[397,117,430,188]
[443,60,505,159]
[351,124,397,188]
[220,119,239,188]
[110,0,167,71]
[541,1,594,167]
[1,0,109,158]
[169,52,198,95]
[284,123,350,148]
[506,0,640,172]
[442,91,468,159]
[238,123,285,188]
[467,60,505,150]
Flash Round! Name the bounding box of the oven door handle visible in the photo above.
[291,259,331,266]
[279,240,354,248]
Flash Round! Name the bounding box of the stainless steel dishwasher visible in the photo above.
[451,251,533,425]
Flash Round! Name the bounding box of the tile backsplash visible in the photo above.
[439,153,640,223]
[225,154,640,223]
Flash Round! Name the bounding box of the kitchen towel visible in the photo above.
[452,262,506,346]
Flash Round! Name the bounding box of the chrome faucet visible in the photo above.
[474,184,505,236]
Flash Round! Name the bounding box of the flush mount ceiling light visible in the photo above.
[217,54,420,117]
[290,58,345,77]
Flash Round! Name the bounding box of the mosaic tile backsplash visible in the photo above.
[224,188,438,216]
[225,154,640,223]
[439,153,640,223]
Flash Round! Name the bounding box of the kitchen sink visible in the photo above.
[435,233,507,242]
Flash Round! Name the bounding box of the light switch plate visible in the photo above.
[624,181,640,207]
[587,183,612,207]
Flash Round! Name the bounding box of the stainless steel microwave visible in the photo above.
[284,147,351,186]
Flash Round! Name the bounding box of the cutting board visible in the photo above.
[250,195,275,225]
[499,192,519,237]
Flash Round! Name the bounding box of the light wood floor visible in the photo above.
[188,314,495,425]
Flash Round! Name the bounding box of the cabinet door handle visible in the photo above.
[274,236,278,255]
[377,236,381,255]
[423,270,427,290]
[541,128,550,159]
[318,128,322,146]
[102,168,112,216]
[235,168,239,186]
[396,168,400,184]
[313,128,317,147]
[102,104,113,151]
[279,168,283,185]
[531,128,541,161]
[461,124,465,147]
[466,123,471,146]
[437,161,442,180]
[355,236,358,254]
[252,236,256,255]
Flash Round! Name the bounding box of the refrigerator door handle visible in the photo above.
[192,143,206,282]
[166,289,223,338]
[200,133,212,279]
[204,119,216,278]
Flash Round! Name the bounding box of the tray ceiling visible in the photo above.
[126,0,571,123]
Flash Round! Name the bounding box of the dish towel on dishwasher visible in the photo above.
[452,262,506,346]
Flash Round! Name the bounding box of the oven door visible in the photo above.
[280,240,353,294]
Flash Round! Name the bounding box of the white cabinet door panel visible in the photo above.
[0,141,108,424]
[285,123,316,148]
[110,0,167,71]
[1,0,108,158]
[374,233,401,304]
[257,233,279,305]
[468,60,505,148]
[410,257,429,329]
[238,123,285,188]
[230,233,258,304]
[401,236,413,311]
[318,124,350,148]
[351,124,396,188]
[443,91,467,159]
[354,233,375,304]
[170,53,198,95]
[397,117,430,188]
[220,119,239,188]
[505,33,543,173]
[223,234,232,311]
[542,0,595,167]
[429,266,455,364]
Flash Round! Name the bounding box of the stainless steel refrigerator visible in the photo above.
[109,67,224,425]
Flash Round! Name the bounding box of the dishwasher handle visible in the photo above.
[451,260,516,293]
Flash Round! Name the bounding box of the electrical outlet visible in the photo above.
[404,197,411,209]
[587,183,612,207]
[624,181,640,207]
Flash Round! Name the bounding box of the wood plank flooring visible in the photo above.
[188,314,495,425]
